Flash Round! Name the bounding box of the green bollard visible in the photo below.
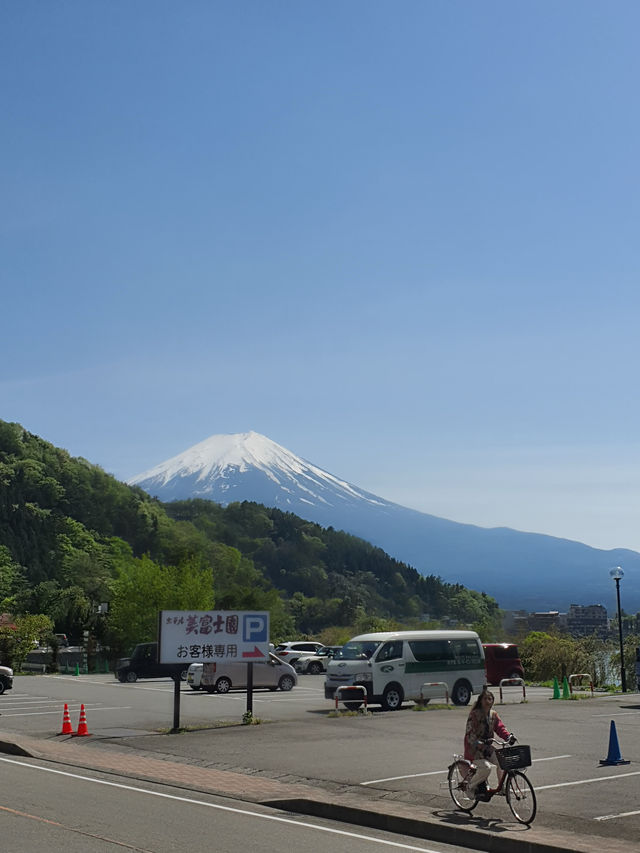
[552,677,560,699]
[562,676,570,699]
[74,663,80,677]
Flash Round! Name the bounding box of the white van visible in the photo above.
[324,630,486,710]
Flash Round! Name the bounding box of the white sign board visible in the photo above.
[158,610,270,665]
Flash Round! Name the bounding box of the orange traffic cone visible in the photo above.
[58,703,73,735]
[73,704,91,737]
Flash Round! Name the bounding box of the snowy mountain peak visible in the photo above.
[128,431,387,508]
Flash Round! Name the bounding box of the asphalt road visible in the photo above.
[2,674,639,845]
[0,753,473,853]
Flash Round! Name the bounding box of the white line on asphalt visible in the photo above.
[536,770,640,791]
[595,809,640,821]
[0,756,456,852]
[0,706,131,718]
[360,755,572,785]
[1,703,123,709]
[361,770,445,785]
[44,677,118,687]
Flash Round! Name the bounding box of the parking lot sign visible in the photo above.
[158,610,270,664]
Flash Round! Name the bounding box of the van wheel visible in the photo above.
[215,677,232,693]
[180,669,188,681]
[126,671,138,683]
[509,671,522,681]
[278,675,295,691]
[381,684,404,711]
[0,680,6,695]
[308,662,323,675]
[344,701,362,711]
[451,680,472,706]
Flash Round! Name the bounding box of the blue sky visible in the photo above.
[3,2,640,554]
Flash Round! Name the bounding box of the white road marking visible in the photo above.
[360,755,572,785]
[0,757,453,852]
[0,706,131,718]
[595,809,640,821]
[536,770,640,791]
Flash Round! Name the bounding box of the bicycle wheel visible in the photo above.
[506,771,537,824]
[447,761,478,812]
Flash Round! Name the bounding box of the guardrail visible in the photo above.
[498,677,526,703]
[419,681,449,705]
[334,685,368,711]
[568,673,594,696]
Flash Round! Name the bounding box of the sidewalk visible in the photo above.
[0,730,626,853]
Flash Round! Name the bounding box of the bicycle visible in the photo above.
[447,736,537,825]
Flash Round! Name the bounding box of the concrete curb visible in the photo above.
[265,796,623,853]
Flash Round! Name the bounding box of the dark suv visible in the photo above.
[115,642,188,683]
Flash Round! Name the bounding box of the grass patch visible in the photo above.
[242,711,263,725]
[412,703,454,711]
[327,709,372,718]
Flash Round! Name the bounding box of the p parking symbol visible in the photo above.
[242,613,269,642]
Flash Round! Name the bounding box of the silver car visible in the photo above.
[187,652,297,693]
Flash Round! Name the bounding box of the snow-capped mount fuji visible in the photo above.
[128,431,392,513]
[129,432,640,612]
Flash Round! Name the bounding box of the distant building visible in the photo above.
[527,611,566,633]
[566,604,608,639]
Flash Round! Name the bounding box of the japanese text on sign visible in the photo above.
[158,611,270,664]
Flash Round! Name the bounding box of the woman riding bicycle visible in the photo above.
[464,688,512,800]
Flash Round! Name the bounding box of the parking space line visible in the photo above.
[536,770,640,791]
[360,754,572,786]
[0,706,131,718]
[595,809,640,821]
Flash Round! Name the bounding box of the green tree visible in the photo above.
[0,613,53,670]
[107,547,214,653]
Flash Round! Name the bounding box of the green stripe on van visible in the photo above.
[404,662,485,674]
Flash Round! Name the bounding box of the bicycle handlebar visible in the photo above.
[478,734,517,746]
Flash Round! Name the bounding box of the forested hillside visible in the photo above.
[0,420,500,657]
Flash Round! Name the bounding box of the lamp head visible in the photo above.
[609,567,624,581]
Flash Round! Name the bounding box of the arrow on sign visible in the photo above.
[242,646,266,659]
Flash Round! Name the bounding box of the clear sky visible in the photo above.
[3,2,640,553]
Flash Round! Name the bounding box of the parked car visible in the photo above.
[115,642,188,683]
[272,641,324,666]
[482,643,525,685]
[187,652,297,693]
[0,664,13,694]
[294,646,343,674]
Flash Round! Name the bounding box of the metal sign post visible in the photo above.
[171,674,181,733]
[246,662,253,716]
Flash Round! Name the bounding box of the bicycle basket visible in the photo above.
[496,745,531,770]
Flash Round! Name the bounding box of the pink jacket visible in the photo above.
[464,707,510,762]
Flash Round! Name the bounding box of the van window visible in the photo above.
[409,639,455,662]
[451,639,482,664]
[409,639,482,665]
[342,642,378,660]
[375,641,403,662]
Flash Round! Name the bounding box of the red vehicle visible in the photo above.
[483,643,524,685]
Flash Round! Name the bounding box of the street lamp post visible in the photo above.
[609,567,627,693]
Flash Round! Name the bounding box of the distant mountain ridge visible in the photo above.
[130,432,640,612]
